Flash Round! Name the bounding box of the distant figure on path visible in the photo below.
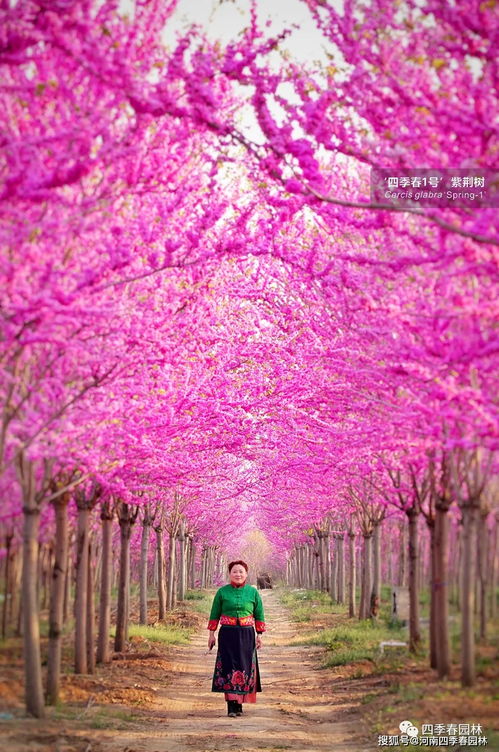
[207,560,266,717]
[257,572,273,589]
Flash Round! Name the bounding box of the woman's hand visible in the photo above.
[256,634,262,650]
[208,632,216,650]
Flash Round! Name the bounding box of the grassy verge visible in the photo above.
[183,588,214,616]
[278,586,499,749]
[110,622,192,645]
[279,587,407,668]
[301,620,407,667]
[279,587,345,621]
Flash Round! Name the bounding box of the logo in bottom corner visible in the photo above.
[399,720,419,738]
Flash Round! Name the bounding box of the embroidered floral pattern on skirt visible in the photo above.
[211,625,262,698]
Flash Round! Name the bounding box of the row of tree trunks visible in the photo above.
[286,465,496,693]
[200,544,218,588]
[11,464,240,719]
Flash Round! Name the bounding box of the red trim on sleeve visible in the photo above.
[207,619,219,631]
[255,621,266,633]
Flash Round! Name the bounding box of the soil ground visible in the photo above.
[0,590,373,752]
[0,589,497,752]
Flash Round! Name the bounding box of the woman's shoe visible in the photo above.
[235,702,243,716]
[227,700,237,717]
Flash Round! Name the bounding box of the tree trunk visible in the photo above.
[22,494,45,717]
[329,538,337,601]
[167,532,176,609]
[370,525,380,618]
[461,505,478,687]
[189,538,196,589]
[313,549,319,590]
[428,520,437,669]
[337,534,345,604]
[434,505,451,678]
[86,539,96,673]
[456,523,463,612]
[295,546,301,587]
[355,535,364,596]
[124,540,130,642]
[208,546,216,588]
[489,520,498,620]
[115,504,134,652]
[398,520,407,586]
[200,546,206,588]
[97,505,113,664]
[1,533,13,639]
[418,530,425,597]
[46,493,70,704]
[348,532,356,618]
[41,544,52,611]
[156,527,166,619]
[323,533,331,593]
[316,533,324,591]
[477,511,489,641]
[152,547,158,589]
[63,538,72,626]
[10,548,22,636]
[387,527,393,585]
[359,535,372,620]
[8,548,19,634]
[407,509,421,652]
[307,546,312,589]
[178,521,186,601]
[36,542,42,610]
[94,542,102,596]
[139,514,151,625]
[302,546,309,589]
[74,505,90,674]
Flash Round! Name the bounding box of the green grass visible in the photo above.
[86,707,141,729]
[300,621,407,667]
[280,585,499,682]
[110,623,191,645]
[279,587,408,667]
[387,682,426,703]
[182,589,213,615]
[279,588,346,621]
[52,705,82,721]
[183,589,206,600]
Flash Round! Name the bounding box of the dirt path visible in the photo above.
[99,590,372,752]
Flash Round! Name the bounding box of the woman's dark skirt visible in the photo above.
[211,625,261,703]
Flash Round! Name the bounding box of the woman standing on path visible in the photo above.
[207,560,266,718]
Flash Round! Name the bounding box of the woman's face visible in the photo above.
[230,564,248,585]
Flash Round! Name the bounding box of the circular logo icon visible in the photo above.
[399,720,419,737]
